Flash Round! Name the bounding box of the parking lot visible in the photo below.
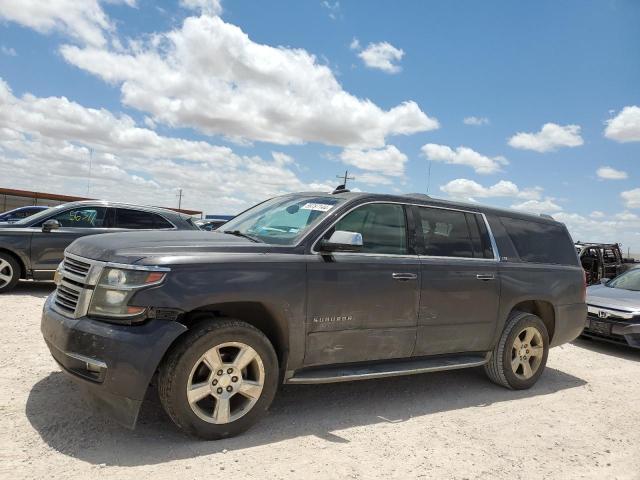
[1,281,638,480]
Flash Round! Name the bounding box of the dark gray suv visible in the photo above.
[0,200,197,292]
[41,191,586,439]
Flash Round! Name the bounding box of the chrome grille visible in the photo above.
[52,253,104,318]
[62,256,91,281]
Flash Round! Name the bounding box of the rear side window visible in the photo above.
[500,217,577,265]
[50,207,107,228]
[114,209,174,229]
[415,207,477,258]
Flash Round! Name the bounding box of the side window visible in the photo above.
[50,207,107,228]
[114,209,173,229]
[416,207,473,258]
[328,203,407,255]
[500,216,578,265]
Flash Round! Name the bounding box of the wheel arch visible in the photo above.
[0,247,27,279]
[175,302,289,371]
[509,300,556,343]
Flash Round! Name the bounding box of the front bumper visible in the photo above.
[582,315,640,349]
[41,294,186,428]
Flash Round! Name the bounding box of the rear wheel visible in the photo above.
[484,311,549,389]
[158,318,278,439]
[0,253,20,293]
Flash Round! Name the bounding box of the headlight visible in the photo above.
[88,266,168,321]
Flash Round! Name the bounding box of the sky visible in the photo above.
[0,0,639,250]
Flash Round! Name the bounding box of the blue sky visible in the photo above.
[0,0,639,249]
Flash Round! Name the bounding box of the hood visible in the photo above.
[66,230,274,264]
[586,284,640,312]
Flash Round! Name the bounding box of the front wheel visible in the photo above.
[484,311,549,390]
[0,253,20,293]
[158,318,279,439]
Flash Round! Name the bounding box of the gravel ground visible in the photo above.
[1,281,639,480]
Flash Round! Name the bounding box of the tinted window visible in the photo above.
[115,209,173,229]
[415,207,473,258]
[329,203,407,255]
[500,217,578,265]
[50,207,107,228]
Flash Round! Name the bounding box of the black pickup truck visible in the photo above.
[41,191,586,439]
[0,200,198,292]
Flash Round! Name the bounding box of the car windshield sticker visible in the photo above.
[301,203,333,212]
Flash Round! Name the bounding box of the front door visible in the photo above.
[305,202,420,366]
[30,206,110,274]
[410,205,500,356]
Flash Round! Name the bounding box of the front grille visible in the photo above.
[62,256,91,281]
[52,254,103,318]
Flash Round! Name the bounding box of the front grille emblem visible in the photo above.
[598,310,609,319]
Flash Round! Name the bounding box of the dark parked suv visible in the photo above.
[0,201,197,292]
[41,191,586,439]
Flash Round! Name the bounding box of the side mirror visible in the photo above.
[42,219,60,232]
[319,230,363,253]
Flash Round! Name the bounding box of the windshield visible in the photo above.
[220,195,344,245]
[14,205,61,225]
[607,268,640,291]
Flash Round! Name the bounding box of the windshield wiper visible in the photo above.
[222,230,263,243]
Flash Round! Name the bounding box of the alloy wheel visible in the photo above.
[0,259,13,288]
[511,326,544,380]
[186,341,265,424]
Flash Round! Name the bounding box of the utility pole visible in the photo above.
[176,188,183,211]
[336,170,355,188]
[426,159,432,194]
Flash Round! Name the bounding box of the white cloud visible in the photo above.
[340,145,407,177]
[180,0,222,15]
[614,211,639,221]
[510,199,563,215]
[0,45,16,56]
[596,166,628,180]
[463,116,489,126]
[0,78,335,213]
[555,211,640,253]
[439,179,542,201]
[621,188,640,209]
[590,210,605,219]
[508,123,583,152]
[358,41,404,74]
[605,106,640,143]
[421,144,508,174]
[0,0,135,47]
[353,172,394,186]
[321,1,341,20]
[61,15,437,148]
[349,37,360,51]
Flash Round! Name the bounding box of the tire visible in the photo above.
[0,252,20,293]
[484,311,549,390]
[158,318,279,440]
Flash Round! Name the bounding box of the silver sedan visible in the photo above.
[583,267,640,348]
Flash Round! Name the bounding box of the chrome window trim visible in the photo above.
[310,200,501,261]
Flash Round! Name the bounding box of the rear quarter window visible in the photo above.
[500,216,578,266]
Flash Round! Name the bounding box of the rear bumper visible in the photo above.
[40,294,186,428]
[550,302,587,347]
[582,316,640,349]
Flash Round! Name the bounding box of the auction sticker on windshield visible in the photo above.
[301,203,334,212]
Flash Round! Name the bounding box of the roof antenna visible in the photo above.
[333,170,354,194]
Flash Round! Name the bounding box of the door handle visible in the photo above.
[392,273,418,281]
[476,274,495,281]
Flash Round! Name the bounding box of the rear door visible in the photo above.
[30,206,110,273]
[411,206,500,356]
[305,202,420,366]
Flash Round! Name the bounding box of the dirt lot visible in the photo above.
[1,282,639,480]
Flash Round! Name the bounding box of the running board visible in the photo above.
[286,353,489,384]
